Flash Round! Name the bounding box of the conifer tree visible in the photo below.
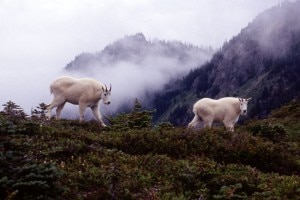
[2,101,27,119]
[133,98,142,112]
[108,99,155,130]
[31,103,48,120]
[129,98,153,128]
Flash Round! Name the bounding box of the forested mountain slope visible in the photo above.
[153,1,300,125]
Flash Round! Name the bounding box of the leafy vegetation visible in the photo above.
[0,100,299,199]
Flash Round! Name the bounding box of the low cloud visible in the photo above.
[0,0,285,119]
[65,37,213,116]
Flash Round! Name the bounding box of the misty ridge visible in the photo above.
[64,33,214,115]
[153,1,300,125]
[223,1,300,60]
[212,1,300,91]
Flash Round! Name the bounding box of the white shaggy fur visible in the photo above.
[47,76,111,127]
[188,97,251,131]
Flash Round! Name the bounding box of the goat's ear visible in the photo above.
[102,86,105,91]
[247,97,252,101]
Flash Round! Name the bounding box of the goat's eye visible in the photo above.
[104,93,107,96]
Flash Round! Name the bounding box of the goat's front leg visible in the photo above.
[91,105,106,127]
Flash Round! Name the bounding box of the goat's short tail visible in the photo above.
[50,85,53,94]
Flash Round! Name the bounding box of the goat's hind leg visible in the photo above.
[56,102,66,120]
[202,117,213,129]
[46,104,53,120]
[47,96,66,120]
[188,115,201,128]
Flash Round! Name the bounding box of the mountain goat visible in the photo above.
[188,97,251,131]
[47,76,111,127]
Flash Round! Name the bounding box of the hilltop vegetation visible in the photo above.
[0,100,300,199]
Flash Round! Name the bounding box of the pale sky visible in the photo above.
[0,0,285,114]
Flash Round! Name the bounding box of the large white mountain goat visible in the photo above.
[47,76,111,127]
[188,97,251,131]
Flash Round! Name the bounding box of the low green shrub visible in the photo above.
[247,122,290,142]
[0,101,299,199]
[0,163,63,199]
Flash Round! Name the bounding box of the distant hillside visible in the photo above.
[153,1,300,125]
[65,33,214,113]
[66,33,213,72]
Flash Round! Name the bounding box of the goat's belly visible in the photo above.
[66,98,79,105]
[212,117,223,123]
[212,112,225,123]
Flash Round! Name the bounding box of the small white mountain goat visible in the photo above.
[188,97,251,131]
[47,76,111,127]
